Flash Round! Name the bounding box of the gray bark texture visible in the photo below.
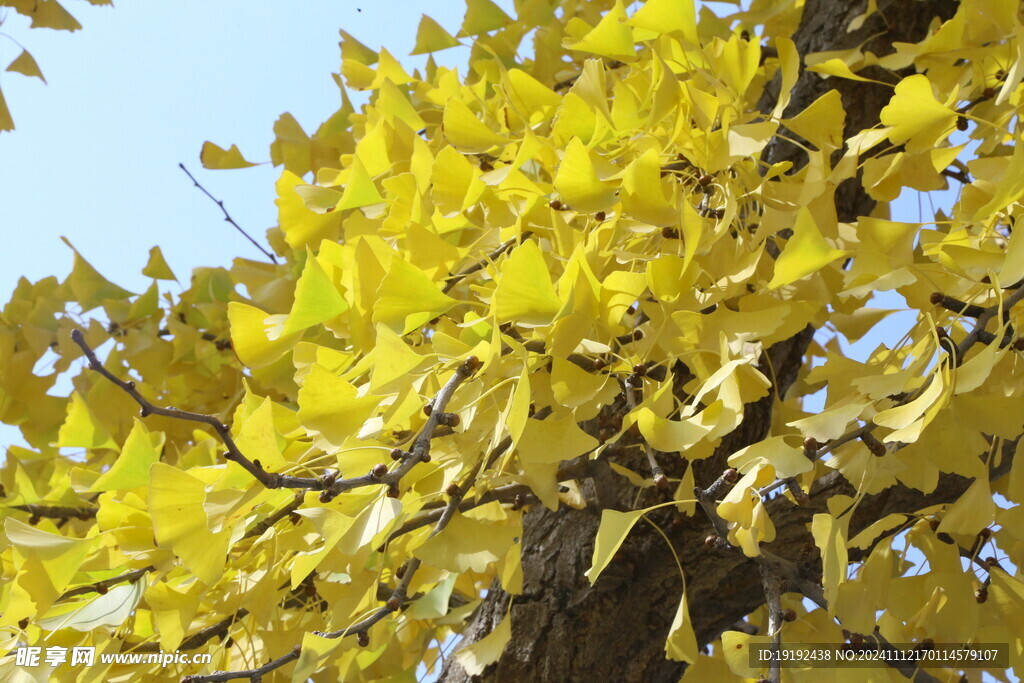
[440,1,963,681]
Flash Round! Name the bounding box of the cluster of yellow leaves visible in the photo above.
[3,0,1024,680]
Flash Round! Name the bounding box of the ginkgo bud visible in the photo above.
[723,468,739,484]
[697,174,713,187]
[319,471,336,488]
[653,473,671,490]
[632,363,647,376]
[803,437,818,453]
[446,483,461,497]
[386,597,401,611]
[929,291,944,306]
[548,199,564,210]
[661,227,680,239]
[96,584,108,595]
[464,355,481,372]
[371,464,388,478]
[976,587,988,603]
[782,609,797,622]
[357,632,370,647]
[704,535,719,549]
[420,453,431,463]
[390,448,405,461]
[438,412,461,427]
[512,494,525,510]
[423,403,433,417]
[387,485,400,498]
[985,557,1002,569]
[18,618,28,630]
[318,490,334,503]
[956,116,968,131]
[594,211,606,222]
[978,527,992,540]
[28,515,40,526]
[395,565,406,580]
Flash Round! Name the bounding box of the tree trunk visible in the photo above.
[440,1,961,680]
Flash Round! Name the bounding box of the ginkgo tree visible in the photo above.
[3,0,1024,681]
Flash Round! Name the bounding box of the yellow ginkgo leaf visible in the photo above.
[149,463,230,586]
[517,414,599,508]
[493,240,563,326]
[296,364,380,447]
[7,49,46,83]
[565,0,636,62]
[727,436,812,479]
[635,407,713,453]
[57,392,118,451]
[936,477,995,536]
[234,397,289,473]
[586,508,646,583]
[665,591,699,663]
[89,419,163,491]
[442,97,508,153]
[335,157,384,211]
[200,141,257,169]
[142,246,176,280]
[811,512,849,615]
[880,74,958,153]
[621,148,676,226]
[414,513,519,573]
[455,612,512,675]
[805,58,882,83]
[550,357,607,407]
[0,86,13,131]
[373,256,458,334]
[276,170,341,250]
[411,14,461,55]
[768,207,847,289]
[553,137,617,214]
[459,0,512,36]
[269,250,348,339]
[5,518,95,596]
[628,0,697,44]
[227,302,301,369]
[62,237,134,311]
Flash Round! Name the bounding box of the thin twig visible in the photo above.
[442,232,532,293]
[10,504,96,521]
[178,163,278,263]
[623,372,667,487]
[60,566,154,601]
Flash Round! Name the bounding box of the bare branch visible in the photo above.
[10,504,96,521]
[60,566,154,601]
[178,163,278,264]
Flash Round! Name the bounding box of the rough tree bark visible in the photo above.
[440,1,962,681]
